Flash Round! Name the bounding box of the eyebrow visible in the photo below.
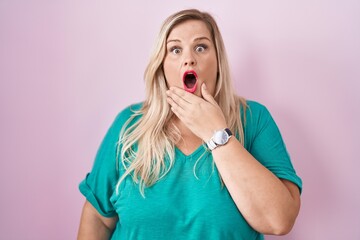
[166,36,211,44]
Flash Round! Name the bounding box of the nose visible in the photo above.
[183,51,196,66]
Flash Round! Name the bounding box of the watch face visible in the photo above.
[213,130,229,145]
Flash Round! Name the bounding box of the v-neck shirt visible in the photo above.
[79,101,302,240]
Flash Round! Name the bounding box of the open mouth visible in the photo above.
[183,70,198,93]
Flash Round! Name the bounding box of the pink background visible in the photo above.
[1,1,359,239]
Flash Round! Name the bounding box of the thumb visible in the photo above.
[201,83,216,104]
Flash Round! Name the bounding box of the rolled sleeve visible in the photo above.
[244,101,302,193]
[78,103,142,216]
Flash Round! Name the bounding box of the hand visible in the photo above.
[166,83,227,141]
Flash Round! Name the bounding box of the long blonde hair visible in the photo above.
[116,9,247,196]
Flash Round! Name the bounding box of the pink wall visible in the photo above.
[1,1,359,239]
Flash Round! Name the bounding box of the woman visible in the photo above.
[78,9,302,240]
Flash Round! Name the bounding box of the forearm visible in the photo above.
[78,201,117,240]
[166,85,300,233]
[212,138,300,235]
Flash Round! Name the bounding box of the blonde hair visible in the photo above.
[116,9,247,196]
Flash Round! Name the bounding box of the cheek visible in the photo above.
[204,58,218,81]
[163,59,174,85]
[163,57,181,87]
[203,57,218,96]
[210,55,218,73]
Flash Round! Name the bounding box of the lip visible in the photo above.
[182,70,198,93]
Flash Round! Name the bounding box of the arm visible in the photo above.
[78,200,118,240]
[212,137,300,235]
[166,84,301,235]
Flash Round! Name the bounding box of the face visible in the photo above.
[163,20,218,97]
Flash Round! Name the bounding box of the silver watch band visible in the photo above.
[206,138,217,151]
[206,128,233,151]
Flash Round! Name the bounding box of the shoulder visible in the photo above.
[242,100,271,122]
[114,102,143,123]
[244,100,268,113]
[109,102,144,132]
[241,100,276,139]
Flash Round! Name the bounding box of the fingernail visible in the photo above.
[203,83,207,89]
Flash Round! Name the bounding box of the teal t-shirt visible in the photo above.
[79,101,302,240]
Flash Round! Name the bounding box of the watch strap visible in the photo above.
[206,138,217,151]
[206,128,233,151]
[224,128,233,137]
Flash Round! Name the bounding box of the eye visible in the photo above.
[170,46,181,55]
[195,44,208,53]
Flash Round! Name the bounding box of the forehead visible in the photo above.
[167,20,212,41]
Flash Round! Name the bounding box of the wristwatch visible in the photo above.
[206,128,233,151]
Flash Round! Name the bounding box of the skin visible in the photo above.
[163,20,223,152]
[165,20,301,235]
[163,20,218,98]
[77,200,117,239]
[78,19,301,238]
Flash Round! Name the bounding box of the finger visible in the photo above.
[201,83,217,105]
[169,87,202,103]
[166,89,193,109]
[166,96,187,116]
[168,101,188,124]
[166,95,183,110]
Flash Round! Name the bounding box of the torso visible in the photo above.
[175,136,203,156]
[110,145,262,240]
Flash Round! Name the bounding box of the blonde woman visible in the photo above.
[78,9,302,240]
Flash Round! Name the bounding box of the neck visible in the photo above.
[171,116,195,138]
[170,117,203,154]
